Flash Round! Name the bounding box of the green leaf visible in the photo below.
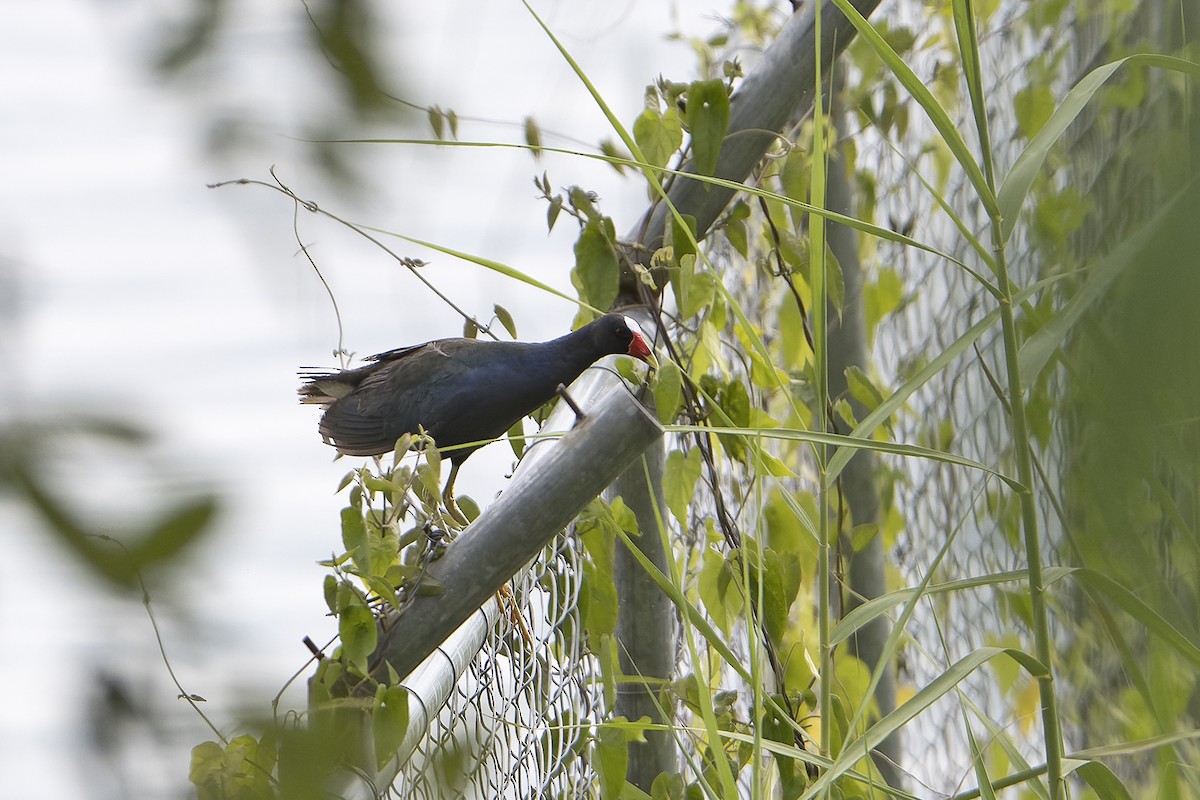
[599,138,628,175]
[341,507,369,574]
[653,359,683,423]
[371,685,410,769]
[833,397,858,429]
[323,575,339,614]
[593,721,630,800]
[573,219,619,311]
[578,501,618,642]
[754,447,793,478]
[367,525,399,577]
[849,522,879,552]
[135,498,218,565]
[1032,187,1089,251]
[674,262,716,321]
[833,653,872,712]
[546,194,563,232]
[633,107,683,169]
[669,213,697,261]
[12,462,220,588]
[780,147,810,205]
[187,741,226,795]
[823,244,844,316]
[506,417,526,459]
[844,365,885,413]
[714,379,750,464]
[777,288,811,372]
[863,266,903,341]
[686,79,730,176]
[493,304,518,338]
[697,546,742,634]
[761,701,806,798]
[1013,85,1055,139]
[663,448,702,528]
[189,735,275,800]
[723,199,750,257]
[335,579,366,613]
[416,444,441,499]
[609,496,639,536]
[764,488,818,566]
[523,115,542,158]
[651,771,685,800]
[668,215,712,321]
[1071,761,1134,800]
[760,548,801,648]
[427,107,445,139]
[365,575,402,612]
[338,604,378,676]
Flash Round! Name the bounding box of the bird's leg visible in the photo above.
[441,461,470,527]
[556,383,587,426]
[436,465,528,642]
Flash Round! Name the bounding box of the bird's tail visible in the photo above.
[297,370,347,405]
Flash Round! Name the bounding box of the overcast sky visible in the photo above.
[0,2,739,797]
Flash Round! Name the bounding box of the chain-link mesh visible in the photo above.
[388,531,601,798]
[378,1,1175,796]
[855,0,1171,791]
[861,5,1052,787]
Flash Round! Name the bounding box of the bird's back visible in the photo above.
[300,314,647,460]
[303,338,562,458]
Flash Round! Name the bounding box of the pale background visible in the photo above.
[0,2,737,797]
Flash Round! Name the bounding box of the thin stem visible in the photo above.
[811,1,834,788]
[954,0,1065,788]
[991,232,1065,798]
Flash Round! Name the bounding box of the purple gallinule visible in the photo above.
[300,312,658,516]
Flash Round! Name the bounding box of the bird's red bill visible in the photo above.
[628,331,659,370]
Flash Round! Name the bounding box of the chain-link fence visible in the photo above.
[389,530,602,798]
[860,0,1173,791]
[379,0,1177,796]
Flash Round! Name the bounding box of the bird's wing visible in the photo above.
[364,342,429,364]
[314,340,477,456]
[354,340,473,396]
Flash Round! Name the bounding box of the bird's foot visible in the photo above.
[442,490,471,529]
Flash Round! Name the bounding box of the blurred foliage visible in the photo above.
[191,431,476,798]
[1057,88,1200,790]
[1,415,219,589]
[152,0,414,187]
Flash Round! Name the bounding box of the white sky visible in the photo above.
[0,1,740,797]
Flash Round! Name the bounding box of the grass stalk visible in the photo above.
[990,240,1065,797]
[809,1,834,787]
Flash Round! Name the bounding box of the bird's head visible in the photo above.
[608,314,660,370]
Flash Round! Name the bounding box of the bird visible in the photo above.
[299,312,659,520]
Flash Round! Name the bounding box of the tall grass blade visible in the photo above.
[997,54,1200,244]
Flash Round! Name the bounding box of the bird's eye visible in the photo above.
[615,323,631,339]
